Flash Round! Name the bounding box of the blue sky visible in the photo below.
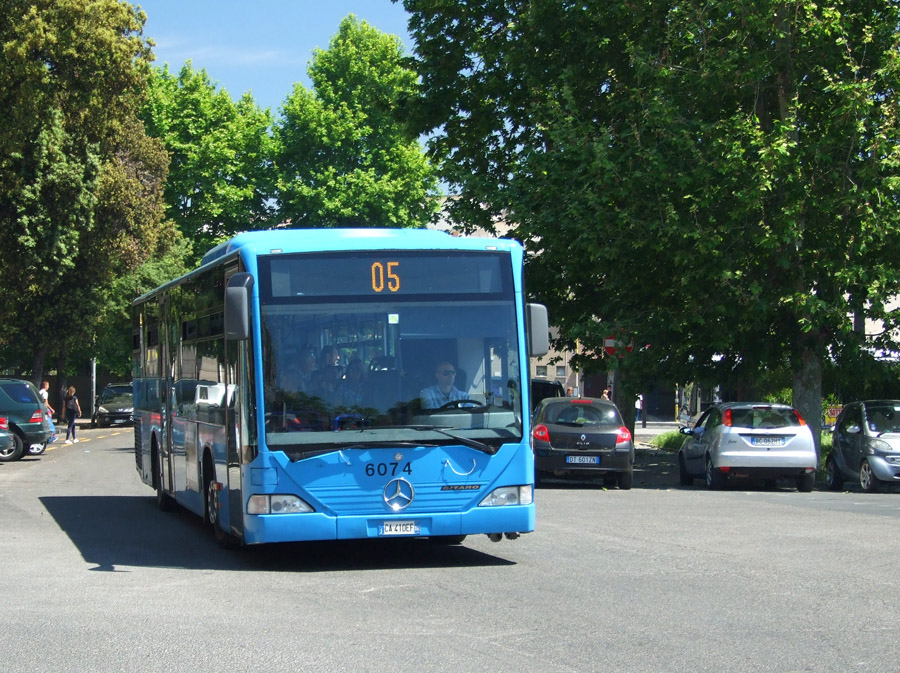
[136,0,413,115]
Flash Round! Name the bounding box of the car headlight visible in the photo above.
[869,439,893,453]
[98,406,108,414]
[247,494,314,514]
[479,485,533,507]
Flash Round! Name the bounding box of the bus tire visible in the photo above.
[153,443,175,512]
[204,455,239,549]
[428,535,466,545]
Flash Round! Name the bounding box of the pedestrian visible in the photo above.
[39,381,57,443]
[39,381,55,419]
[566,387,574,397]
[63,386,82,444]
[601,386,611,401]
[635,393,644,421]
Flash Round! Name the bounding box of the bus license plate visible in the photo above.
[566,455,600,465]
[380,521,420,536]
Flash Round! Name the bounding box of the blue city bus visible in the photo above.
[132,228,549,546]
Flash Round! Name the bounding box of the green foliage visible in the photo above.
[0,0,172,381]
[92,228,191,375]
[405,0,900,441]
[649,431,687,452]
[275,15,439,228]
[141,63,277,261]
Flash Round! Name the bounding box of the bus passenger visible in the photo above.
[283,345,317,394]
[340,358,367,407]
[420,361,469,410]
[313,345,343,403]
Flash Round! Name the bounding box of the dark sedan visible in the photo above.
[531,397,634,488]
[91,383,134,428]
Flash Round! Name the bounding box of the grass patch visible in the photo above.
[649,430,687,451]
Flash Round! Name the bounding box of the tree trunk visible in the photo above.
[792,343,823,455]
[31,345,47,388]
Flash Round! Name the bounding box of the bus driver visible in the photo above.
[420,361,470,409]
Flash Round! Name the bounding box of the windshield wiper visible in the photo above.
[341,425,499,455]
[430,427,498,455]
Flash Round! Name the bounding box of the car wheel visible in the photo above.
[705,455,725,490]
[617,468,633,490]
[25,441,47,456]
[678,453,693,486]
[859,459,879,493]
[824,455,843,491]
[0,434,24,462]
[796,472,815,492]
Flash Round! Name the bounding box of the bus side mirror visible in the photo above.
[527,303,549,357]
[225,273,254,341]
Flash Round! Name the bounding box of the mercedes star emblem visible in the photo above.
[383,478,415,511]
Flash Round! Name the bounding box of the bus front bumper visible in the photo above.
[241,504,535,545]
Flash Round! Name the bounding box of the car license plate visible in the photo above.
[566,455,600,465]
[751,436,784,447]
[379,521,420,536]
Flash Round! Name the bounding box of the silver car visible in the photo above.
[678,402,818,491]
[827,400,900,492]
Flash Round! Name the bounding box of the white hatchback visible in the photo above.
[678,403,818,491]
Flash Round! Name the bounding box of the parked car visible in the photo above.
[0,416,18,462]
[91,383,134,428]
[678,402,817,491]
[532,397,634,488]
[0,378,54,459]
[530,378,565,412]
[827,400,900,492]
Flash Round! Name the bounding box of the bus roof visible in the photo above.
[200,228,522,267]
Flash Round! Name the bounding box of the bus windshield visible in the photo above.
[258,251,524,459]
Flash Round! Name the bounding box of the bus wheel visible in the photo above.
[428,535,466,545]
[153,446,174,512]
[204,458,238,548]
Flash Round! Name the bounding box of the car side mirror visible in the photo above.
[679,426,693,436]
[845,424,861,434]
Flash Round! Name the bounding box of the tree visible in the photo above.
[0,0,174,383]
[141,63,276,260]
[275,15,439,228]
[404,0,900,444]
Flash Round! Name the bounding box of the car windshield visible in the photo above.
[100,387,133,404]
[730,406,800,429]
[544,402,621,427]
[865,403,900,434]
[258,251,524,457]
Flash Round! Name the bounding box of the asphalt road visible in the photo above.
[1,426,898,673]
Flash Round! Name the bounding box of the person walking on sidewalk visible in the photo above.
[39,381,57,443]
[63,386,82,444]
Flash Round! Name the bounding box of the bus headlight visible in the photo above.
[479,485,533,507]
[247,494,314,514]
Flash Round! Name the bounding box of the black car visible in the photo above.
[530,378,565,412]
[531,397,634,488]
[0,378,53,460]
[91,383,134,428]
